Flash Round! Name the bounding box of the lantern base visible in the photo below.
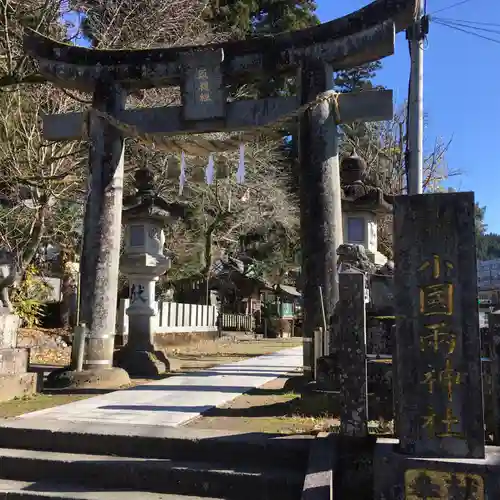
[45,367,130,390]
[114,348,180,378]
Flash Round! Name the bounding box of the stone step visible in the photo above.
[0,419,311,471]
[0,348,29,375]
[0,479,223,500]
[0,447,304,500]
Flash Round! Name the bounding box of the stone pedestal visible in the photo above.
[0,310,36,402]
[374,439,497,499]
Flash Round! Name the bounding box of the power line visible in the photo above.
[431,0,476,15]
[434,17,500,36]
[433,19,500,43]
[433,19,500,44]
[435,16,500,28]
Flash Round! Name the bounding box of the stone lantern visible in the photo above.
[115,167,185,376]
[340,152,393,266]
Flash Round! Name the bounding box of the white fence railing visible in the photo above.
[221,313,255,332]
[117,299,218,336]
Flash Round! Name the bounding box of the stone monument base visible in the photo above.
[0,347,37,402]
[0,373,37,402]
[114,348,180,377]
[374,438,499,499]
[45,366,130,390]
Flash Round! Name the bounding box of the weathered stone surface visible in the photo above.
[337,244,376,274]
[374,439,497,500]
[315,353,339,391]
[488,313,500,444]
[0,312,19,348]
[114,349,180,378]
[367,316,394,355]
[83,333,115,371]
[340,152,393,214]
[24,0,422,92]
[42,90,394,142]
[393,192,484,458]
[0,348,29,375]
[120,168,179,372]
[154,330,219,347]
[0,372,36,402]
[299,58,340,379]
[78,78,125,370]
[45,367,130,390]
[368,275,394,315]
[180,49,226,122]
[337,271,368,437]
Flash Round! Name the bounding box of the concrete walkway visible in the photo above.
[19,347,302,427]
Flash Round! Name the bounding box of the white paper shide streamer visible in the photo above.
[236,143,245,184]
[179,151,186,195]
[205,153,215,185]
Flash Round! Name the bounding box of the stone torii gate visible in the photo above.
[24,0,418,380]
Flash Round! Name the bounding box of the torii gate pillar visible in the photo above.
[299,59,342,379]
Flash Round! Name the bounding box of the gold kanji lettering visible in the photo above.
[439,359,461,402]
[418,255,454,280]
[421,370,436,394]
[422,407,436,434]
[436,407,463,438]
[421,362,461,400]
[405,469,484,500]
[422,407,464,439]
[199,81,210,91]
[420,323,456,354]
[420,283,454,316]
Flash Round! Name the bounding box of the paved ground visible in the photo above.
[18,347,303,427]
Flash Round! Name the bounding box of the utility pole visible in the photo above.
[407,4,429,195]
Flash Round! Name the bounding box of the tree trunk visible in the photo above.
[20,197,49,273]
[203,223,216,305]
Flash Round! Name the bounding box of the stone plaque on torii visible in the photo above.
[24,0,418,378]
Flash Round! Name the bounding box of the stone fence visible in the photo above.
[117,299,218,338]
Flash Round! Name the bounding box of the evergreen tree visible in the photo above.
[207,0,318,38]
[475,203,487,236]
[475,204,500,261]
[477,234,500,261]
[334,62,382,93]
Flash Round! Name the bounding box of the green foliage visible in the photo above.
[334,62,383,93]
[240,224,299,284]
[11,266,52,328]
[207,0,319,38]
[475,203,487,236]
[473,204,500,261]
[477,233,500,261]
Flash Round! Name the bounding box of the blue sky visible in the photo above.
[318,0,500,233]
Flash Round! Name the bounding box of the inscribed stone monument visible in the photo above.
[393,192,484,459]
